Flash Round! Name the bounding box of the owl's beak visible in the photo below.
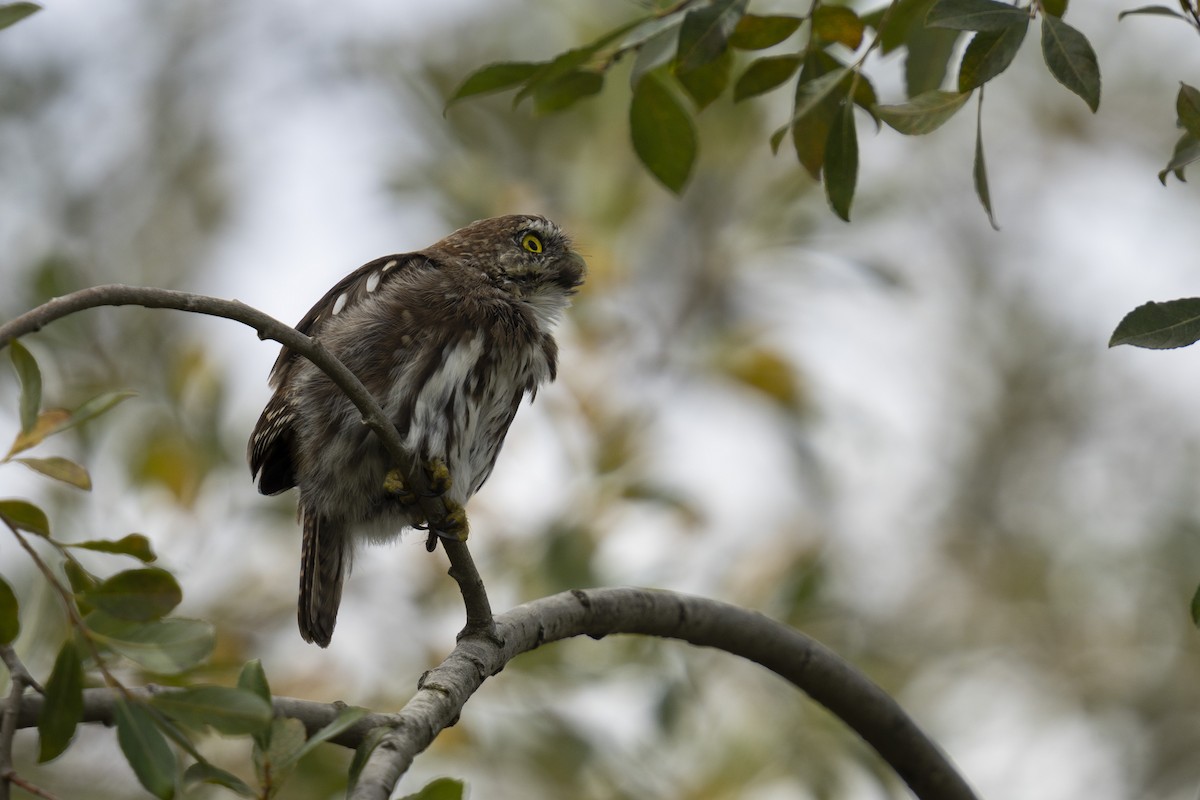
[560,250,587,291]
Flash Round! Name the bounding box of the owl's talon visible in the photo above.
[423,458,453,497]
[383,468,418,505]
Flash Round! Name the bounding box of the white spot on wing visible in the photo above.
[332,293,348,315]
[382,259,398,273]
[366,272,381,293]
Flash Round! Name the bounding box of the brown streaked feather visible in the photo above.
[298,510,347,648]
[267,253,429,387]
[248,393,297,495]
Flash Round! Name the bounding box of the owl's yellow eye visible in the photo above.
[521,233,543,254]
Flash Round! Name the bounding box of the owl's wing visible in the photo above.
[267,252,429,386]
[248,252,428,494]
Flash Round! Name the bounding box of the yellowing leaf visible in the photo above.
[16,456,92,490]
[812,6,865,49]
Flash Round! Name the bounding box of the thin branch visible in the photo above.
[0,285,492,630]
[0,646,35,800]
[2,687,397,748]
[351,587,980,800]
[0,771,62,800]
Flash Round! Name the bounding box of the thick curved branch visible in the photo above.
[352,587,980,800]
[0,285,493,628]
[0,588,978,800]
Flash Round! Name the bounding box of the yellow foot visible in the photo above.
[424,501,469,552]
[424,458,453,497]
[383,468,418,504]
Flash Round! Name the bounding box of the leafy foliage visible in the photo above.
[448,0,1115,222]
[0,343,371,799]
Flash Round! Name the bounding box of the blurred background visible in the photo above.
[2,0,1200,798]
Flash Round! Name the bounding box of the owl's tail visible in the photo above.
[298,509,348,648]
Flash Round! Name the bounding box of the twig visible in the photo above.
[351,587,980,800]
[0,771,62,800]
[0,285,492,632]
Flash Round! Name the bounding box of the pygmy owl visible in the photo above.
[248,215,585,647]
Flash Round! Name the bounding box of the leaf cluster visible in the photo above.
[447,0,1107,223]
[0,343,374,799]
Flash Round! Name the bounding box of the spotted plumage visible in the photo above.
[248,215,585,646]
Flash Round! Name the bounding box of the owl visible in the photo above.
[248,215,586,646]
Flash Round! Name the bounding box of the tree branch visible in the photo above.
[0,289,978,800]
[352,587,980,800]
[0,285,492,630]
[0,588,979,800]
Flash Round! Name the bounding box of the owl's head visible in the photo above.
[439,215,586,302]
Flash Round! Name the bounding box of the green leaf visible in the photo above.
[824,99,858,221]
[675,0,747,74]
[533,70,604,114]
[875,89,972,135]
[86,613,215,674]
[238,659,273,749]
[872,0,936,54]
[515,16,650,107]
[958,20,1028,91]
[16,456,92,490]
[65,390,137,431]
[734,54,803,102]
[0,575,17,644]
[630,23,681,87]
[676,46,732,110]
[1159,132,1200,184]
[182,762,255,798]
[904,24,962,96]
[926,0,1030,31]
[728,14,802,49]
[281,706,369,769]
[0,499,50,537]
[84,568,181,621]
[152,686,273,737]
[446,62,543,106]
[116,700,177,800]
[9,340,41,435]
[0,2,39,31]
[1177,84,1200,139]
[401,777,466,800]
[769,66,852,151]
[63,559,98,595]
[38,640,83,762]
[238,659,272,705]
[255,716,306,791]
[1110,298,1200,349]
[630,74,697,193]
[1118,4,1187,21]
[68,533,156,562]
[973,91,999,230]
[1192,583,1200,629]
[1040,14,1100,112]
[1041,0,1068,16]
[812,6,865,49]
